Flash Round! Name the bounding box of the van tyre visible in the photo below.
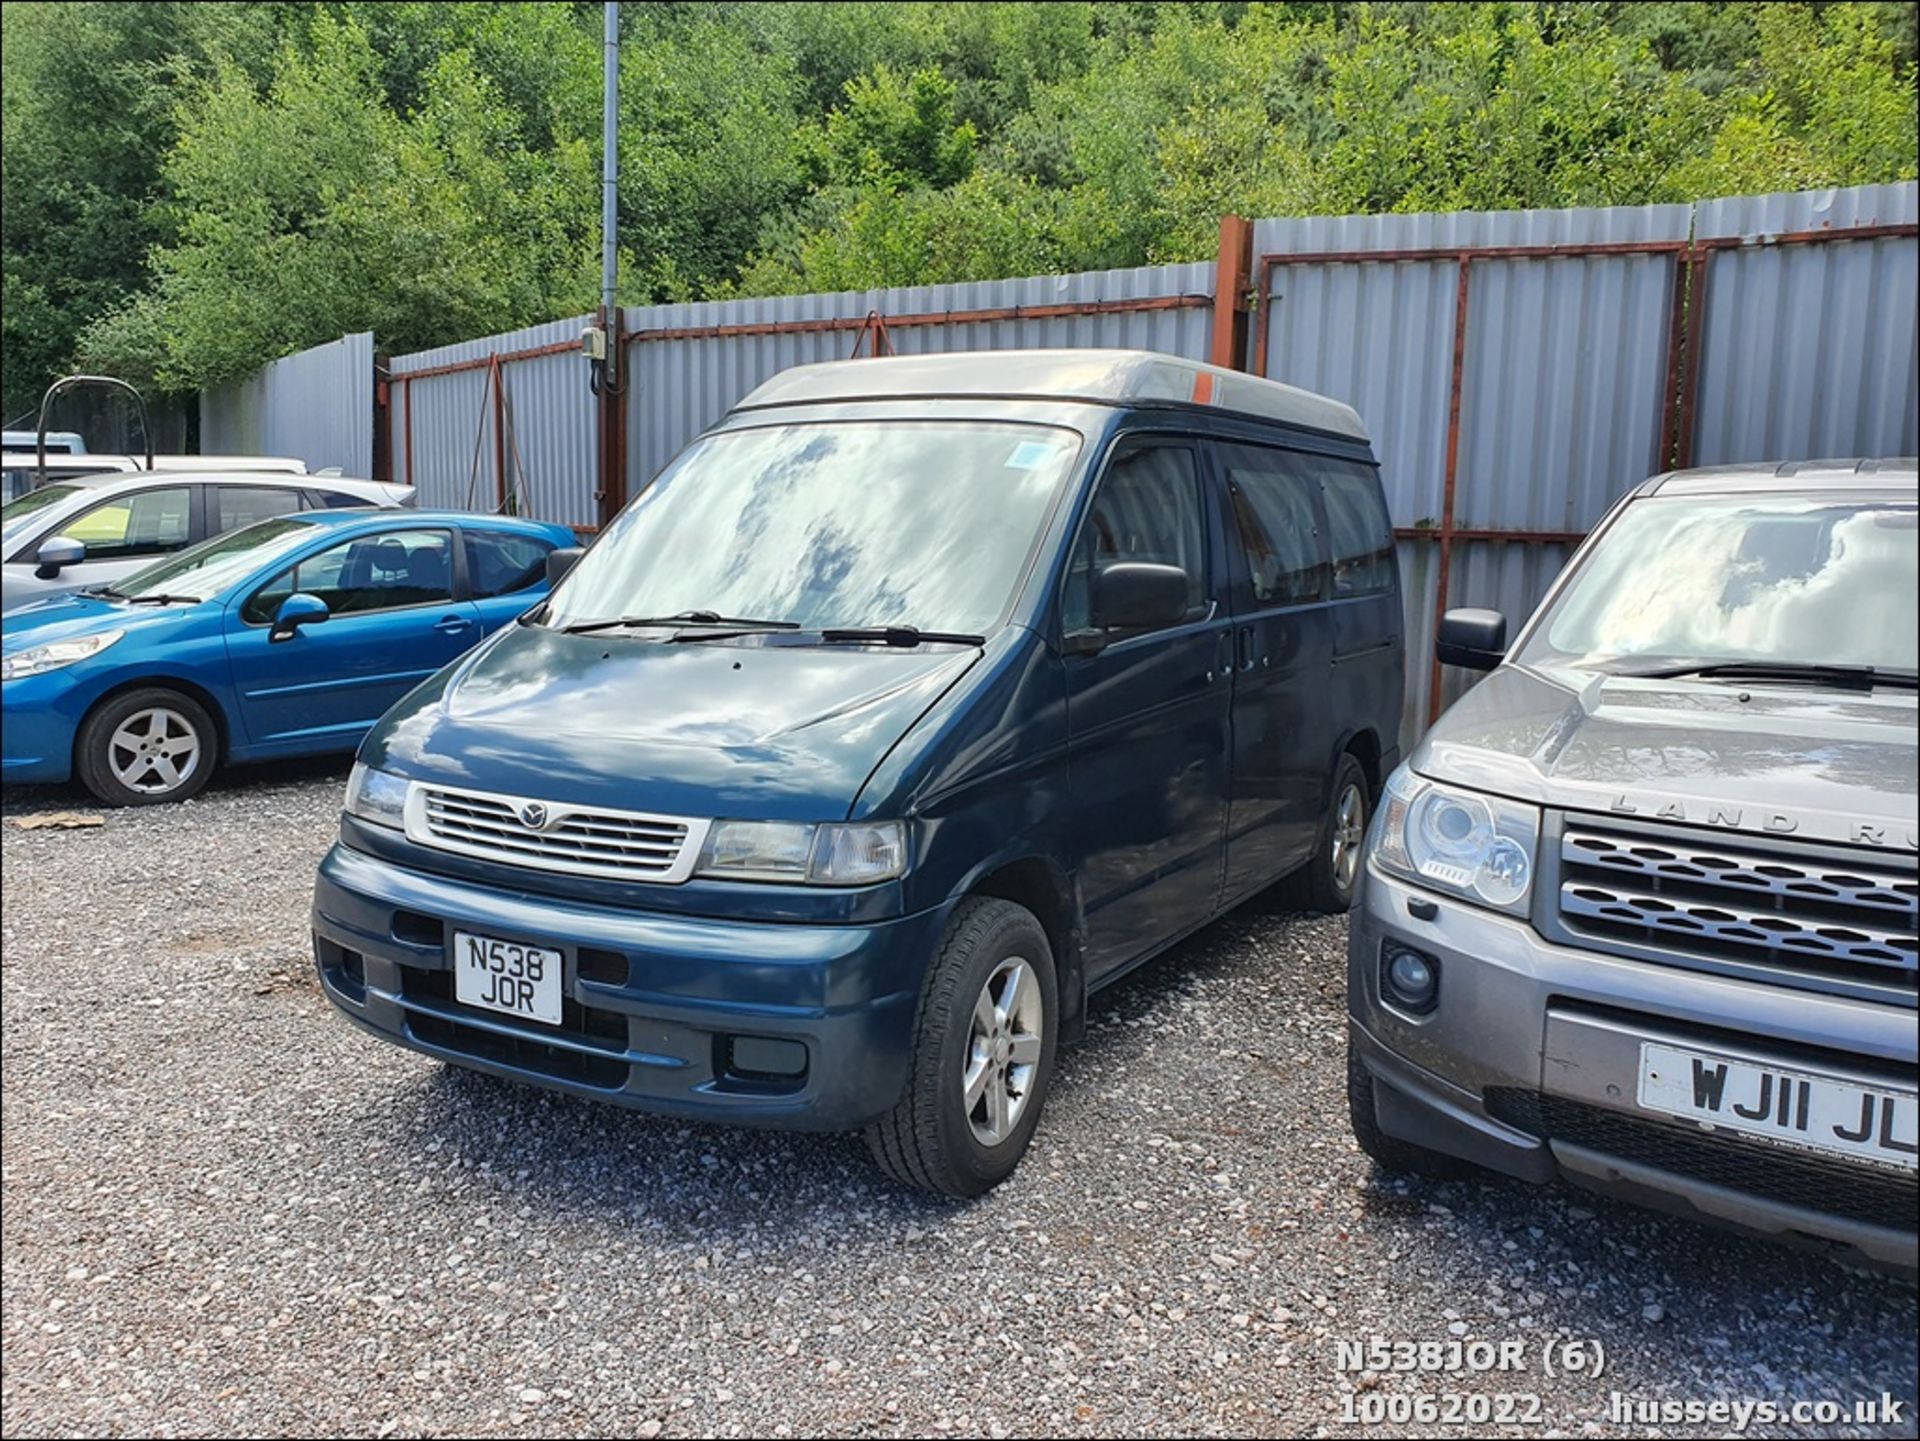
[75,687,217,806]
[865,897,1057,1198]
[1306,753,1370,913]
[1347,1039,1475,1180]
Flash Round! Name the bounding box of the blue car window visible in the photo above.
[464,530,554,598]
[243,528,455,624]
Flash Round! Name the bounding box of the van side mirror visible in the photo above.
[546,546,584,587]
[1435,608,1507,671]
[1089,562,1191,633]
[270,592,331,642]
[34,535,85,579]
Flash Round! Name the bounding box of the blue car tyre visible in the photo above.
[75,686,217,806]
[865,898,1059,1197]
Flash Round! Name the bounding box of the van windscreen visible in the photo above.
[545,422,1080,637]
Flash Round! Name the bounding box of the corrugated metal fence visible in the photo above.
[367,182,1917,745]
[200,331,374,476]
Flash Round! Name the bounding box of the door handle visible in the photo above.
[434,614,473,634]
[1237,627,1257,672]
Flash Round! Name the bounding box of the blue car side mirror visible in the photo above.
[34,535,85,579]
[270,592,331,643]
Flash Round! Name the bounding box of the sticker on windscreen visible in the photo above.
[1004,440,1063,471]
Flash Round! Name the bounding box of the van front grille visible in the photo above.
[404,784,708,883]
[1551,819,1917,1003]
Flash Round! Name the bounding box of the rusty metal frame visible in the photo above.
[1253,220,1919,720]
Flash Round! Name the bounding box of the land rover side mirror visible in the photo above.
[1435,608,1508,671]
[270,592,331,643]
[546,547,584,587]
[1089,562,1190,633]
[34,535,84,579]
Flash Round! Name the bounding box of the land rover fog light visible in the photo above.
[1383,943,1439,1014]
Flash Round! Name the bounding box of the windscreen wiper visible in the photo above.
[121,593,201,606]
[816,626,986,647]
[559,610,800,636]
[1627,660,1918,691]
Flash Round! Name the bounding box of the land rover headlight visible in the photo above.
[344,762,410,830]
[697,819,907,885]
[0,629,123,680]
[1370,764,1538,916]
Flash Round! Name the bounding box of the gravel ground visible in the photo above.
[2,764,1915,1440]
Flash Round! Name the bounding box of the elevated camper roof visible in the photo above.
[732,348,1369,442]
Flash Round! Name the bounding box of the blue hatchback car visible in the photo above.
[1,509,576,804]
[312,351,1406,1197]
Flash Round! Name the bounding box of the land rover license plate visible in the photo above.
[1638,1042,1917,1172]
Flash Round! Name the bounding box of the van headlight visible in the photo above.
[1370,765,1538,916]
[1,629,123,680]
[697,819,907,885]
[344,762,409,829]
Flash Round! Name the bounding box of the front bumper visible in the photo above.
[312,841,946,1131]
[0,668,85,783]
[1350,864,1918,1273]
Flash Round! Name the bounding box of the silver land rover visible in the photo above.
[1348,458,1918,1273]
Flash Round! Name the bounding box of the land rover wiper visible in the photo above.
[559,610,800,636]
[816,626,986,647]
[1627,660,1918,691]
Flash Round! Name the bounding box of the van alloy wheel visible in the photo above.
[865,897,1058,1197]
[1331,781,1365,894]
[963,956,1045,1147]
[107,706,203,795]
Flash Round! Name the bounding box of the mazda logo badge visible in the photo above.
[518,802,549,830]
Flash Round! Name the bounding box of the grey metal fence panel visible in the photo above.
[1252,203,1690,531]
[389,315,598,525]
[200,331,373,475]
[1691,184,1919,467]
[622,261,1215,490]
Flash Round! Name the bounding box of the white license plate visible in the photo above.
[452,931,563,1027]
[1638,1042,1918,1172]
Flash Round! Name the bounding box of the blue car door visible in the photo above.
[225,525,482,750]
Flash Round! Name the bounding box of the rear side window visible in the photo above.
[1311,460,1394,597]
[215,486,302,531]
[464,530,555,598]
[1219,443,1327,607]
[1062,442,1207,634]
[312,488,373,509]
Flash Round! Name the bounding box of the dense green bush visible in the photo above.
[2,2,1913,414]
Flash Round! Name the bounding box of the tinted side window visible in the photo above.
[215,486,302,531]
[465,530,555,599]
[1313,461,1395,597]
[57,487,193,561]
[314,488,374,509]
[1220,444,1327,606]
[244,529,455,624]
[1062,442,1206,634]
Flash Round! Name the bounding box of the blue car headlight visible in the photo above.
[1370,763,1539,916]
[0,629,124,681]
